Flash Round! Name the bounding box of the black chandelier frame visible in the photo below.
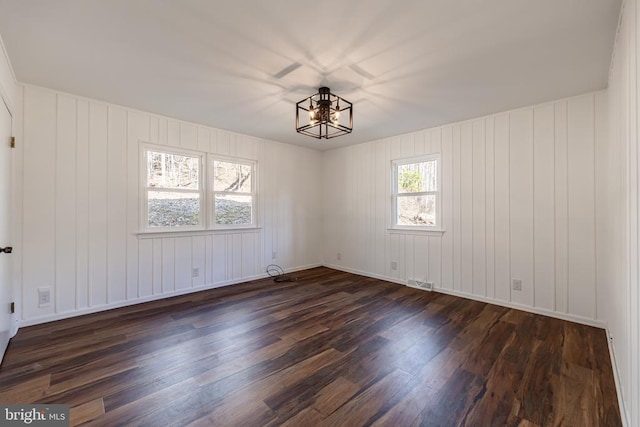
[296,87,353,139]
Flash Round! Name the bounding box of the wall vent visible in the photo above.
[407,279,434,292]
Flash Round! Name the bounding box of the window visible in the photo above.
[143,147,204,230]
[141,145,257,232]
[392,155,440,229]
[211,157,256,228]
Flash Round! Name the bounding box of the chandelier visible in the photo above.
[296,87,353,139]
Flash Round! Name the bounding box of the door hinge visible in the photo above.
[10,302,14,314]
[10,136,15,148]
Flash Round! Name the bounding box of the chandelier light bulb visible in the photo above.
[332,99,341,123]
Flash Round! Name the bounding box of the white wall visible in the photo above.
[0,37,17,114]
[323,91,608,326]
[16,85,322,325]
[604,0,639,424]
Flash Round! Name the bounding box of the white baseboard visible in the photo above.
[19,261,607,330]
[323,263,409,286]
[606,328,629,427]
[323,263,606,329]
[433,287,606,329]
[18,263,321,328]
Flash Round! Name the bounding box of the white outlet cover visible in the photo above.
[512,279,522,291]
[37,287,51,307]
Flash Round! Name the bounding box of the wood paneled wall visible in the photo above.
[323,91,608,325]
[17,85,322,325]
[606,0,639,424]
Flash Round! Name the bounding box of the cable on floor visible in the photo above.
[266,264,297,282]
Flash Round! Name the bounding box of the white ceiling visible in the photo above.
[0,0,622,150]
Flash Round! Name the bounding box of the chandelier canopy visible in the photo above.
[296,87,353,139]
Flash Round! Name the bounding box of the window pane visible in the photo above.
[397,195,436,226]
[215,194,252,225]
[147,151,199,190]
[214,160,252,192]
[397,160,437,193]
[148,191,200,227]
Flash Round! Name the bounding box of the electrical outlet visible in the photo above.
[192,267,200,278]
[38,287,51,308]
[391,261,398,271]
[337,253,342,261]
[512,279,522,291]
[272,251,277,259]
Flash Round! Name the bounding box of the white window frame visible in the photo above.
[391,154,442,230]
[140,143,205,232]
[209,154,258,229]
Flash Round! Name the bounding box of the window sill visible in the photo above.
[387,227,445,236]
[137,227,261,239]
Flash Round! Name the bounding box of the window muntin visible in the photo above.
[392,155,440,228]
[211,157,256,228]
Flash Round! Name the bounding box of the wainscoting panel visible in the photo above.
[323,91,607,326]
[18,85,322,324]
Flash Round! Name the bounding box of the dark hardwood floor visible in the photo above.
[0,267,621,426]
